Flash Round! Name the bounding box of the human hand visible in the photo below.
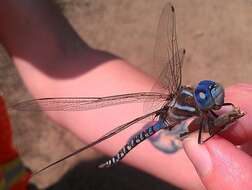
[183,84,252,190]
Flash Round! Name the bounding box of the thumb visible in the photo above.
[183,134,252,190]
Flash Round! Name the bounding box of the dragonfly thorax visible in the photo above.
[161,86,199,126]
[194,80,224,111]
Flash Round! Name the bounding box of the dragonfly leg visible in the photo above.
[179,117,201,139]
[99,121,166,168]
[202,128,222,143]
[222,102,235,108]
[197,122,204,144]
[210,110,218,118]
[198,115,208,144]
[203,120,224,143]
[203,107,245,143]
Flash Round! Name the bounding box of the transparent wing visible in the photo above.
[153,48,185,95]
[145,49,185,113]
[32,109,162,175]
[144,3,186,113]
[12,92,168,111]
[153,3,184,93]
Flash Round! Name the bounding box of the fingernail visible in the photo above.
[183,137,212,177]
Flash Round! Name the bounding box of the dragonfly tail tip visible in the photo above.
[98,163,107,168]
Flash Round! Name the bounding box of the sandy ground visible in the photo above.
[0,0,251,189]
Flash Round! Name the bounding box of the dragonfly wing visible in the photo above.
[32,109,162,175]
[153,3,184,93]
[144,3,185,113]
[153,49,185,95]
[12,92,168,111]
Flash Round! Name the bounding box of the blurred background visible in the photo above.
[0,0,251,189]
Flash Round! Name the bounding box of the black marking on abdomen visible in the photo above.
[98,122,165,168]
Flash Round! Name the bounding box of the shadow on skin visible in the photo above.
[3,1,119,79]
[44,158,180,190]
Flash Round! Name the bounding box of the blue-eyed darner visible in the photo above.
[13,3,244,175]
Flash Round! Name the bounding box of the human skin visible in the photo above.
[0,1,251,190]
[183,85,252,190]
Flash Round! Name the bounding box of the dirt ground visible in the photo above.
[0,0,251,189]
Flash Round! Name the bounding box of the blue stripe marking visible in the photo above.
[153,121,165,131]
[181,89,193,96]
[174,102,196,112]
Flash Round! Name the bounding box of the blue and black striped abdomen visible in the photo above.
[98,121,166,168]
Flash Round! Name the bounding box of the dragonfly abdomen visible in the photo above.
[98,121,166,168]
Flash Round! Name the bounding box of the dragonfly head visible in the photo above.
[194,80,224,111]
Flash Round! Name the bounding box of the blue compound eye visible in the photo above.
[195,89,211,110]
[199,91,207,100]
[194,80,217,110]
[195,89,208,104]
[210,86,218,96]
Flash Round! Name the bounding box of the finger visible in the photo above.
[183,133,252,190]
[217,84,252,144]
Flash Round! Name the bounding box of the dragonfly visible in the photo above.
[13,3,244,175]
